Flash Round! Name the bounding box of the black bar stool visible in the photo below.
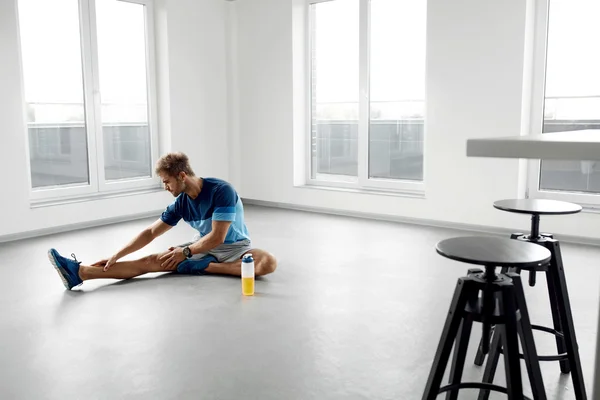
[422,236,551,400]
[474,199,587,400]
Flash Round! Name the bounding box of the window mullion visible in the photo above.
[527,0,550,198]
[357,0,370,187]
[307,3,316,182]
[85,0,106,191]
[143,1,161,180]
[78,0,101,192]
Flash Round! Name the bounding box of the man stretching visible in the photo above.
[48,152,277,290]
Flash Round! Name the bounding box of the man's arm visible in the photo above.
[100,219,173,271]
[188,220,231,255]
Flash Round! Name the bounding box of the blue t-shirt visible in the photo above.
[160,178,250,244]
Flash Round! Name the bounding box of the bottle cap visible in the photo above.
[242,254,254,263]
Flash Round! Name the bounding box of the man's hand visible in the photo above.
[159,247,186,270]
[92,254,120,272]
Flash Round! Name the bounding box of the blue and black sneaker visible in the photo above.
[48,248,83,290]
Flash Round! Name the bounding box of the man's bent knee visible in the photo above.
[257,253,277,276]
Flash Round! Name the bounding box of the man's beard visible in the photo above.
[174,180,186,196]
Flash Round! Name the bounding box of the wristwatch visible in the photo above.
[183,246,192,258]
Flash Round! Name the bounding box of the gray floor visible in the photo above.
[1,205,598,399]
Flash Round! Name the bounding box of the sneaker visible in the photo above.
[48,249,83,290]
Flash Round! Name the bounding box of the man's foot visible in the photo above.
[48,249,83,290]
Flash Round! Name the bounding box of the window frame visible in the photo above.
[305,0,426,195]
[527,0,600,206]
[17,0,161,203]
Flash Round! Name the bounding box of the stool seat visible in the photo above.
[436,236,551,268]
[494,199,582,215]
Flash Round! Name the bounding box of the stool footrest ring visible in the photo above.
[495,324,568,362]
[531,324,564,338]
[438,382,532,400]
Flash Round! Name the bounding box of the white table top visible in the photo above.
[467,129,600,160]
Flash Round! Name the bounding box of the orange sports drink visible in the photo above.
[241,254,254,296]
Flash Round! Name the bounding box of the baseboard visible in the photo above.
[4,200,599,248]
[0,210,162,244]
[243,198,600,247]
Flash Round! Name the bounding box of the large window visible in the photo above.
[17,0,158,202]
[308,0,426,192]
[529,0,600,204]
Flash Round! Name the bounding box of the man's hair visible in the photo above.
[155,152,195,178]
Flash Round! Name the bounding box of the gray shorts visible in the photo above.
[174,239,253,274]
[179,239,253,263]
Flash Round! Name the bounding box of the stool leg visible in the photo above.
[422,278,472,400]
[474,327,492,366]
[548,241,588,399]
[477,326,503,400]
[474,267,509,366]
[445,316,474,400]
[500,285,524,399]
[545,258,570,373]
[510,272,547,400]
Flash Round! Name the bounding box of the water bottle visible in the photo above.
[241,254,255,296]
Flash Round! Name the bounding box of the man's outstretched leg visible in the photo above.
[48,248,177,290]
[204,249,277,277]
[48,247,277,290]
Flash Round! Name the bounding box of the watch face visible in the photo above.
[184,247,191,257]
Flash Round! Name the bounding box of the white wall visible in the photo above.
[167,0,229,178]
[233,0,600,241]
[0,0,229,240]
